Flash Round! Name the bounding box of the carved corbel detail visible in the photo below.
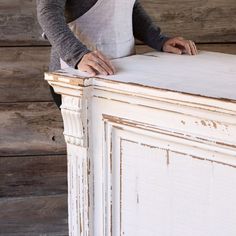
[60,94,89,236]
[60,95,87,147]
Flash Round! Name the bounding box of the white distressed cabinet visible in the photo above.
[45,51,236,236]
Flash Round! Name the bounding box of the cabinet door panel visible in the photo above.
[105,126,236,236]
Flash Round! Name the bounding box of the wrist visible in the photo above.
[74,50,91,69]
[160,36,171,52]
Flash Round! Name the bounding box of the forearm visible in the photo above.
[132,0,170,51]
[36,0,90,68]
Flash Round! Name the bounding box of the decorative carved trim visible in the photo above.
[60,94,89,236]
[60,95,86,147]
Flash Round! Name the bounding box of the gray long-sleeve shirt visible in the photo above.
[36,0,169,71]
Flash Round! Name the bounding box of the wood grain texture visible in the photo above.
[0,0,235,45]
[0,102,66,156]
[54,57,236,235]
[140,0,236,43]
[0,46,52,102]
[136,43,236,55]
[0,1,235,235]
[0,194,68,236]
[0,155,67,198]
[0,44,235,103]
[196,43,236,55]
[0,0,48,46]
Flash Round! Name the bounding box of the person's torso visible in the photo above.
[64,0,98,23]
[60,0,136,68]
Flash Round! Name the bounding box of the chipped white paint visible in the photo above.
[59,94,89,236]
[45,51,236,236]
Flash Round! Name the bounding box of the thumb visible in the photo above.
[164,45,182,55]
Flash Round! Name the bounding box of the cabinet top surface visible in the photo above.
[47,51,236,101]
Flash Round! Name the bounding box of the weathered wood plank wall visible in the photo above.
[0,1,68,234]
[1,0,236,44]
[143,0,236,43]
[0,0,235,235]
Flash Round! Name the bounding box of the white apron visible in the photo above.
[60,0,136,69]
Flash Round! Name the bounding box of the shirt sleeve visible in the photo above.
[36,0,91,69]
[132,0,170,51]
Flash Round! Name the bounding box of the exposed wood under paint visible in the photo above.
[1,0,236,235]
[0,44,235,103]
[46,49,236,235]
[120,139,236,235]
[46,51,236,101]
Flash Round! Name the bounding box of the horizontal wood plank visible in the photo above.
[0,102,66,156]
[0,155,67,198]
[136,43,236,55]
[140,0,236,43]
[0,0,235,45]
[196,43,236,55]
[0,46,52,102]
[0,0,48,46]
[0,194,68,236]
